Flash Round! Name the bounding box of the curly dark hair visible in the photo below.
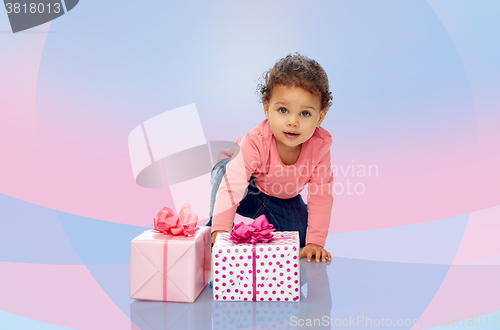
[257,53,333,110]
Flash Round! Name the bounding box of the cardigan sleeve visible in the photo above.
[305,148,334,247]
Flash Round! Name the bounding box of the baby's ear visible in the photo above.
[263,101,270,119]
[317,109,327,126]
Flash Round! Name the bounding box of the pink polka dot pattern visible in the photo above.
[212,231,300,301]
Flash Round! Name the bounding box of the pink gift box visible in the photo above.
[130,227,211,302]
[212,231,300,302]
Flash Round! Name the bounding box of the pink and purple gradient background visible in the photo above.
[1,1,499,329]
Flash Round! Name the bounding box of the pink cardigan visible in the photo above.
[211,119,333,247]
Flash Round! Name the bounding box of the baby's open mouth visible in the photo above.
[285,132,300,139]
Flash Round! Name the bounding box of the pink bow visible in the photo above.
[230,214,276,244]
[153,204,199,236]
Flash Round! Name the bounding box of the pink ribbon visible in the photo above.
[162,235,173,301]
[230,214,276,244]
[153,204,199,236]
[152,204,200,301]
[252,244,257,301]
[160,231,207,302]
[229,214,278,301]
[225,215,291,301]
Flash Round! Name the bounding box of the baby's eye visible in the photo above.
[301,111,311,117]
[278,108,288,114]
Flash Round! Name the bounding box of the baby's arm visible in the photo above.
[211,230,227,243]
[302,149,334,261]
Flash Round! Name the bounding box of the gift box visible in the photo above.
[212,222,300,302]
[130,226,211,302]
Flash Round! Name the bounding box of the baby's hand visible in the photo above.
[211,230,227,243]
[299,243,331,262]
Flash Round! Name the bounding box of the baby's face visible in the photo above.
[263,85,326,155]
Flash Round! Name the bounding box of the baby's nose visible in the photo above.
[287,116,299,126]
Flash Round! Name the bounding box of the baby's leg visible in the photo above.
[206,158,250,227]
[262,194,308,247]
[236,183,308,247]
[205,158,230,226]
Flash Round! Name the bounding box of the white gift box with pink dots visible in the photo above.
[212,231,300,302]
